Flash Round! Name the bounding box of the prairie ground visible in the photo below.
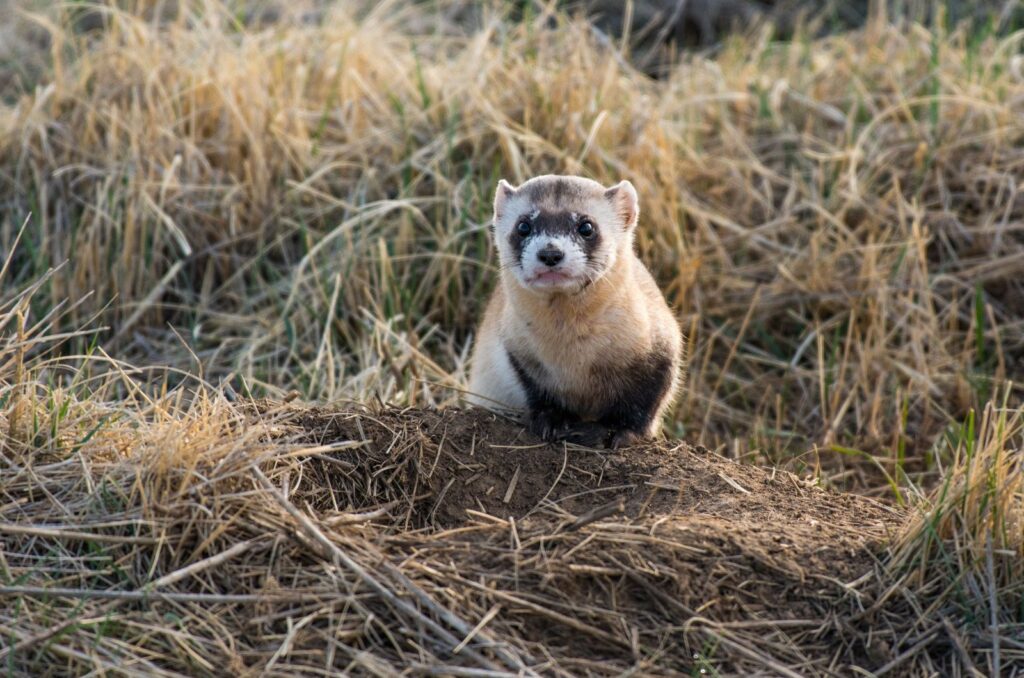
[0,1,1022,675]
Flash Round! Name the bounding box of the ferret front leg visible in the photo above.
[598,349,676,448]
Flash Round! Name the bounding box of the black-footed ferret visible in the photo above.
[467,174,683,448]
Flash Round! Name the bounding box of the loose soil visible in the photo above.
[256,403,908,673]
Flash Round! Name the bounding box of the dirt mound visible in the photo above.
[3,402,914,675]
[285,404,897,555]
[259,403,906,671]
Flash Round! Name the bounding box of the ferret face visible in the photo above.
[491,175,639,294]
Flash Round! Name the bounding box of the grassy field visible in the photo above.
[1,1,1023,674]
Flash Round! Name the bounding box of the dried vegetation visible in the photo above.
[1,1,1022,674]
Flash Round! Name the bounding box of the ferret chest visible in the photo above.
[514,328,629,414]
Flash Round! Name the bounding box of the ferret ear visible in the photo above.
[493,179,516,217]
[604,180,639,229]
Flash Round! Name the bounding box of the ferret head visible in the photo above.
[490,175,639,294]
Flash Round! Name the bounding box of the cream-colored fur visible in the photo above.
[467,175,683,439]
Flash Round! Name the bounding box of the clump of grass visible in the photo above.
[885,393,1023,674]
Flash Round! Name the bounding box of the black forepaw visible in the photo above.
[527,410,567,442]
[527,411,613,447]
[526,410,648,449]
[607,429,643,449]
[562,421,612,447]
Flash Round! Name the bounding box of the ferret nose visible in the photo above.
[537,248,564,267]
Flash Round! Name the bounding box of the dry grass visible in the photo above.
[887,394,1024,675]
[1,0,1023,674]
[2,1,1023,470]
[0,275,1019,673]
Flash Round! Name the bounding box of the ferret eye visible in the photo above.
[577,220,595,239]
[516,220,532,237]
